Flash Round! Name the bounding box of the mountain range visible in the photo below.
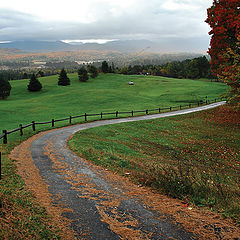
[0,39,208,53]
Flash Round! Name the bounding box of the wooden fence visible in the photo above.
[0,98,223,144]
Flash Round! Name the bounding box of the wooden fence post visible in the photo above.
[19,124,23,136]
[101,112,103,119]
[32,121,36,131]
[170,107,172,111]
[158,108,161,113]
[132,110,134,117]
[85,113,87,121]
[189,104,191,108]
[180,105,182,110]
[69,116,72,124]
[146,109,148,115]
[2,130,7,144]
[52,119,55,127]
[116,111,118,118]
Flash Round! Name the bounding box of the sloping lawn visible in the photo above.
[68,105,240,222]
[1,74,227,132]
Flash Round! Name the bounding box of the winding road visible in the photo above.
[11,101,239,240]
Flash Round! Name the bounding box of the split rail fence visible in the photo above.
[0,97,224,145]
[0,97,226,179]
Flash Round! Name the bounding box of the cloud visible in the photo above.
[0,0,212,52]
[0,9,46,40]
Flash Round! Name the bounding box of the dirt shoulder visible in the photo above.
[9,130,77,240]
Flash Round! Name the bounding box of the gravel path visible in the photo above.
[11,102,228,239]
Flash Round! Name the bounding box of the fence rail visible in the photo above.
[0,97,224,144]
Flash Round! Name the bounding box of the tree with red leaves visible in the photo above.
[206,0,240,109]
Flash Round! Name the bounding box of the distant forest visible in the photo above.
[116,56,215,79]
[0,56,215,81]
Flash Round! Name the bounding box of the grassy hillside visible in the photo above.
[1,73,227,132]
[0,73,231,238]
[68,105,240,221]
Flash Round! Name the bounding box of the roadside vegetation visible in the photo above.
[0,140,63,239]
[68,105,240,222]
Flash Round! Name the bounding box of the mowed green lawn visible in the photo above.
[1,73,227,131]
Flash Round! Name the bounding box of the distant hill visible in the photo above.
[0,40,205,67]
[67,38,209,53]
[0,40,71,52]
[0,40,154,53]
[70,40,153,52]
[0,48,26,55]
[0,39,208,53]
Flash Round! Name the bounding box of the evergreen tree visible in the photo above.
[78,67,89,82]
[101,61,109,73]
[28,74,42,92]
[58,68,70,86]
[87,65,98,78]
[0,78,11,99]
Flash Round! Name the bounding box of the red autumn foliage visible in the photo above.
[202,105,240,126]
[206,0,240,109]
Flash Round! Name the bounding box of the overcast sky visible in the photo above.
[0,0,212,52]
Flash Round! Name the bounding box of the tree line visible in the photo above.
[0,56,214,82]
[0,69,62,81]
[103,56,215,79]
[0,57,216,100]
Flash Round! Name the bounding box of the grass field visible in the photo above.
[0,73,230,237]
[1,73,227,132]
[68,105,240,222]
